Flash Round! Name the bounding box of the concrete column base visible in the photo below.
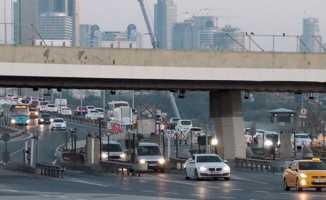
[210,90,246,160]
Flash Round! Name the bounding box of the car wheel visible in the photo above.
[224,177,230,181]
[194,169,200,181]
[296,179,303,192]
[185,170,190,180]
[316,188,322,192]
[283,178,290,191]
[159,168,166,173]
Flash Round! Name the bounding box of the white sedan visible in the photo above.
[184,154,231,180]
[50,118,67,131]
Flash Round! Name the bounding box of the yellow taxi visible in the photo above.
[282,158,326,191]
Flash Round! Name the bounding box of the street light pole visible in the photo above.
[98,118,102,161]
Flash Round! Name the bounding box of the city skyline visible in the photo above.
[79,0,326,38]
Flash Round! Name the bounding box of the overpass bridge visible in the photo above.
[1,45,326,160]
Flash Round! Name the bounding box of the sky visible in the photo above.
[80,0,326,35]
[1,0,325,47]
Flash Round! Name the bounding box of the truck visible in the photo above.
[55,99,68,112]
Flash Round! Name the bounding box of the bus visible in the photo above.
[10,104,31,126]
[29,100,40,119]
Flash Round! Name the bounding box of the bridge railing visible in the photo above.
[234,158,288,174]
[36,163,64,178]
[100,160,147,176]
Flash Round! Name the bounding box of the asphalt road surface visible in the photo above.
[0,168,325,200]
[0,118,325,200]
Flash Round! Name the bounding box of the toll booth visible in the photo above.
[270,108,295,125]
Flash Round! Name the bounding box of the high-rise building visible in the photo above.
[39,0,80,46]
[80,24,101,47]
[154,0,177,49]
[300,17,322,52]
[214,25,245,51]
[39,12,73,46]
[13,0,40,45]
[172,15,244,51]
[172,20,194,49]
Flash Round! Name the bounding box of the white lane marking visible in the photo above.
[64,177,110,187]
[232,175,269,185]
[10,147,24,156]
[136,175,221,190]
[254,190,270,193]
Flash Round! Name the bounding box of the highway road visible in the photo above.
[0,116,325,200]
[0,167,325,200]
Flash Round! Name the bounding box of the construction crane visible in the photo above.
[136,0,181,119]
[137,0,159,48]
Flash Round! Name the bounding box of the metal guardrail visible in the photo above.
[234,158,286,174]
[48,112,103,127]
[101,160,147,176]
[36,163,64,178]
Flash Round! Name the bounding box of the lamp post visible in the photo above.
[98,118,102,161]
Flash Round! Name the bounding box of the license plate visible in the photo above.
[314,179,326,183]
[148,164,157,167]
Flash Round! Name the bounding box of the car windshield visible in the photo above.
[296,135,310,139]
[181,121,191,125]
[299,162,326,170]
[197,155,223,163]
[137,146,161,156]
[41,114,50,118]
[102,144,122,152]
[54,119,64,123]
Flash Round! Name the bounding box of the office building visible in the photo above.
[154,0,177,49]
[39,0,80,46]
[13,0,40,45]
[80,24,101,47]
[99,25,142,48]
[300,17,322,52]
[172,15,244,51]
[214,25,245,51]
[39,12,73,45]
[172,20,194,49]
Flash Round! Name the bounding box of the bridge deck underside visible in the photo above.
[0,76,326,92]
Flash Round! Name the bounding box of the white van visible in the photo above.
[136,143,166,172]
[175,120,193,133]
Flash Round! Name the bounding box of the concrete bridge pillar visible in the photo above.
[209,90,246,160]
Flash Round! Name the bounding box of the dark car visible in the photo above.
[38,113,52,124]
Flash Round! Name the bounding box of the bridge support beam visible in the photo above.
[209,90,246,159]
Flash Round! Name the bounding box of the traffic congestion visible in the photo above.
[0,91,326,200]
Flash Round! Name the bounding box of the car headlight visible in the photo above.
[101,152,108,160]
[26,119,31,124]
[139,159,146,165]
[264,140,273,147]
[11,119,16,124]
[120,153,127,159]
[50,118,54,123]
[199,166,208,172]
[158,158,166,165]
[35,112,39,116]
[300,173,308,179]
[223,165,231,172]
[40,118,44,122]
